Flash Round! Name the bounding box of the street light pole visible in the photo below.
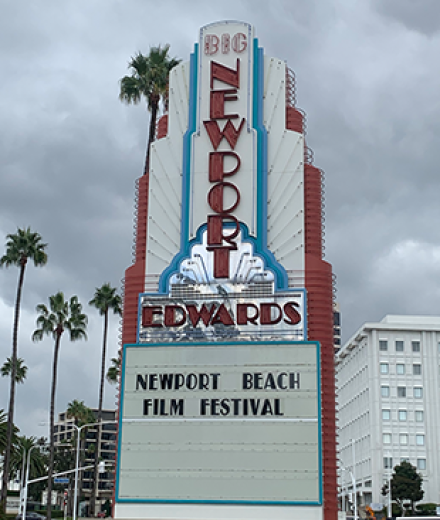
[37,419,116,520]
[341,466,345,514]
[388,469,392,518]
[340,463,357,520]
[72,420,116,520]
[351,439,357,520]
[19,447,27,515]
[22,444,40,520]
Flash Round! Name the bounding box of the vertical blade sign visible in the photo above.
[204,59,245,278]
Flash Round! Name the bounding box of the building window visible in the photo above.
[384,456,393,469]
[379,340,388,351]
[401,457,410,463]
[381,386,390,397]
[417,458,426,470]
[412,341,421,352]
[383,433,392,444]
[396,340,404,352]
[397,386,406,397]
[398,410,407,421]
[396,364,405,375]
[416,434,425,446]
[380,363,389,374]
[413,364,421,375]
[382,409,391,421]
[399,434,408,445]
[415,411,424,422]
[414,387,423,398]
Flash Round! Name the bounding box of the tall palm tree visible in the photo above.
[1,357,28,383]
[106,356,120,385]
[0,227,47,511]
[32,292,87,520]
[88,284,121,516]
[119,45,180,174]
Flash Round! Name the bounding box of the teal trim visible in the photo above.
[125,339,317,348]
[316,341,323,504]
[116,498,322,506]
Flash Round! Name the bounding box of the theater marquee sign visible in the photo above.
[116,20,323,520]
[117,342,321,505]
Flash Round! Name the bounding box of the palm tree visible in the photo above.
[0,227,47,511]
[119,45,180,174]
[1,357,28,383]
[66,399,95,427]
[88,284,121,516]
[106,356,120,384]
[32,292,87,520]
[9,435,47,489]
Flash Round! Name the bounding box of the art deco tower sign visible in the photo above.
[116,21,337,520]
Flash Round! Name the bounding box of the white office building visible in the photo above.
[336,315,440,508]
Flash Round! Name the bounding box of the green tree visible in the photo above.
[32,292,87,520]
[67,399,95,427]
[88,284,121,516]
[9,435,47,488]
[53,439,75,516]
[106,356,120,384]
[119,45,180,174]
[391,460,424,515]
[0,410,19,456]
[1,357,28,383]
[0,227,47,512]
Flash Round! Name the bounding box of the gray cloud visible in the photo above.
[1,0,440,436]
[373,0,440,36]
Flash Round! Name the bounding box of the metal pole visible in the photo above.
[73,425,80,520]
[341,466,345,513]
[352,439,357,520]
[388,471,392,518]
[19,447,26,515]
[22,445,35,520]
[72,420,116,520]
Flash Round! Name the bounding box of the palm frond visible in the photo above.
[0,227,47,268]
[32,329,45,342]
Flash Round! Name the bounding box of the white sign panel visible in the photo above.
[117,341,322,505]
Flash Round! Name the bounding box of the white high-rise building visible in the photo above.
[336,315,440,508]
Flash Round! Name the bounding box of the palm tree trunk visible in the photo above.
[89,310,108,516]
[1,260,26,512]
[144,98,159,175]
[47,332,61,520]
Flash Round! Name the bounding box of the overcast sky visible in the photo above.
[1,0,440,437]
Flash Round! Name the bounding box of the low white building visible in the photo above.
[336,315,440,508]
